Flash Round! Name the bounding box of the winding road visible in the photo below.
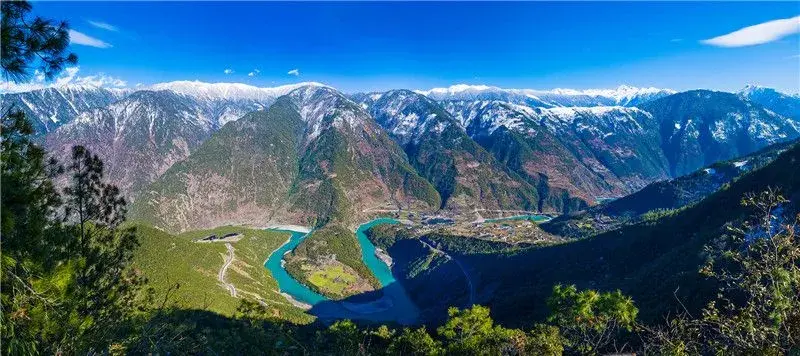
[218,243,237,298]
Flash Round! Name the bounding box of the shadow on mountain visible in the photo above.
[125,308,322,354]
[304,240,476,327]
[458,143,799,327]
[308,281,419,326]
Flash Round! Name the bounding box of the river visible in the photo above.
[264,218,419,324]
[484,214,552,223]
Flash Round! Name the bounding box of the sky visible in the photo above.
[15,1,800,93]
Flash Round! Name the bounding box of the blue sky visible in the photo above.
[27,1,800,93]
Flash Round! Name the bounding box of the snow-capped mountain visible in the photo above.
[641,90,800,176]
[366,90,544,211]
[132,85,440,232]
[45,90,217,195]
[738,85,800,120]
[148,81,328,128]
[148,81,323,101]
[362,85,797,206]
[10,79,799,219]
[417,84,675,107]
[1,81,328,134]
[441,100,670,200]
[1,86,130,134]
[286,84,373,143]
[366,90,453,145]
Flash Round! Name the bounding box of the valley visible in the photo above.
[6,81,800,327]
[4,2,800,353]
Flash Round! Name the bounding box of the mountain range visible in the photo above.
[2,82,799,232]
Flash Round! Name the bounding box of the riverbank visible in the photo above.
[264,218,420,324]
[262,224,312,233]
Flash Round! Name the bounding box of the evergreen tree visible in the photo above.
[644,189,800,355]
[547,284,638,355]
[1,0,77,83]
[1,109,65,355]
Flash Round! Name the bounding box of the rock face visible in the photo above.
[1,86,129,134]
[446,101,670,206]
[641,90,800,176]
[45,90,216,196]
[131,85,439,232]
[367,90,538,212]
[738,85,800,120]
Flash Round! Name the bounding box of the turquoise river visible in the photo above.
[264,218,419,324]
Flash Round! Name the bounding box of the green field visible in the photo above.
[285,225,381,299]
[307,265,360,297]
[131,223,314,324]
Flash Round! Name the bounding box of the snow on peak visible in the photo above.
[416,84,500,96]
[417,84,675,106]
[541,106,650,123]
[550,85,676,100]
[149,81,327,101]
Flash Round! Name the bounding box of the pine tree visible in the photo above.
[1,0,77,83]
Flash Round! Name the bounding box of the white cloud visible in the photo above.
[224,68,234,75]
[54,67,80,86]
[69,29,112,48]
[670,38,683,43]
[88,20,118,32]
[74,73,127,88]
[0,66,127,93]
[702,15,800,48]
[248,69,261,77]
[287,69,300,76]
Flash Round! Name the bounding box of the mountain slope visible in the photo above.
[418,84,674,108]
[446,101,670,208]
[641,90,799,177]
[130,97,306,231]
[45,90,215,195]
[285,86,440,226]
[132,85,440,233]
[542,139,797,238]
[1,86,129,134]
[738,85,800,119]
[472,142,800,326]
[367,90,538,211]
[375,142,799,326]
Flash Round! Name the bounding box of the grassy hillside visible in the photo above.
[131,224,314,324]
